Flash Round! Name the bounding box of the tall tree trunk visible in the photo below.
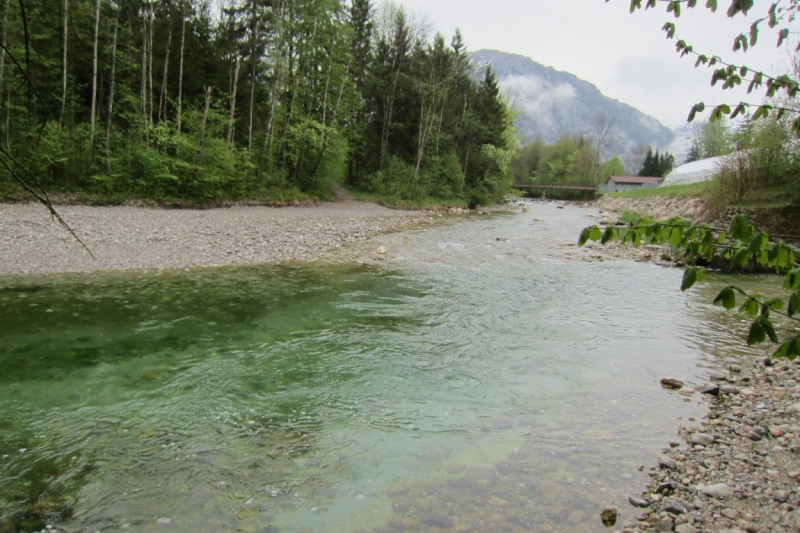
[58,0,66,128]
[258,0,286,174]
[147,4,154,128]
[176,1,185,133]
[309,76,345,186]
[379,69,400,170]
[0,0,8,143]
[140,15,148,142]
[89,0,100,147]
[158,16,171,122]
[195,86,212,180]
[226,54,240,144]
[247,25,257,151]
[105,4,119,172]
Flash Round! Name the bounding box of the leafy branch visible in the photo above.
[613,0,800,130]
[579,213,800,359]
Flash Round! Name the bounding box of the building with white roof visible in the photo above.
[662,155,726,186]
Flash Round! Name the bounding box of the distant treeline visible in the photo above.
[0,0,513,203]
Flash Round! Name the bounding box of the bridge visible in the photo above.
[512,183,598,199]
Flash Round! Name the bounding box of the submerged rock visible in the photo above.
[600,506,617,527]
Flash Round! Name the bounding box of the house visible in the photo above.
[603,176,664,193]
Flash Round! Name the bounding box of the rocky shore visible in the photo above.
[613,360,800,533]
[597,195,711,222]
[0,201,435,275]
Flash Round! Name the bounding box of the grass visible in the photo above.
[607,181,712,199]
[0,181,325,208]
[343,185,470,210]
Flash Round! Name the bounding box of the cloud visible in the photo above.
[499,75,576,131]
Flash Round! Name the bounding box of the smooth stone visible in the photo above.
[729,365,742,373]
[700,483,734,498]
[661,377,684,390]
[655,517,674,532]
[156,518,171,525]
[773,490,790,503]
[376,246,387,254]
[659,456,678,470]
[699,383,720,396]
[721,508,740,519]
[746,431,763,441]
[690,433,714,446]
[721,386,741,394]
[663,498,688,515]
[675,524,697,533]
[629,496,650,508]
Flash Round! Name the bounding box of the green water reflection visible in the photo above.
[0,206,775,533]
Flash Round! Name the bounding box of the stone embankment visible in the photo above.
[613,360,800,533]
[597,195,711,222]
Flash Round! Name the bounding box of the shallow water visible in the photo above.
[0,204,781,533]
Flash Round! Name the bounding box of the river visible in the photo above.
[0,203,777,532]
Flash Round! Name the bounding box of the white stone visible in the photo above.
[700,483,734,498]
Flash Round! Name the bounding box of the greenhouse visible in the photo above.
[661,155,725,186]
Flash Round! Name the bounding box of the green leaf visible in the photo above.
[705,0,718,12]
[778,28,790,48]
[773,336,800,360]
[788,291,800,317]
[739,298,759,316]
[601,226,615,245]
[765,298,784,311]
[751,104,771,120]
[731,249,750,268]
[729,214,752,241]
[681,267,698,292]
[733,33,748,52]
[783,268,800,290]
[747,319,766,345]
[714,286,736,310]
[578,228,590,246]
[589,227,602,242]
[760,316,778,343]
[748,22,758,46]
[670,227,683,247]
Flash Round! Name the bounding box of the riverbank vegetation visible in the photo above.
[0,0,513,206]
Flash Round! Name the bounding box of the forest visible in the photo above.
[0,0,514,205]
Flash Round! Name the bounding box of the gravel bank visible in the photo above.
[617,361,800,533]
[0,201,434,275]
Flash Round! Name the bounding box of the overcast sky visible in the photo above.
[398,0,792,131]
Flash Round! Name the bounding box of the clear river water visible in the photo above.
[0,203,778,533]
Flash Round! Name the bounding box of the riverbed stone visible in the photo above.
[601,506,618,527]
[700,483,734,498]
[690,433,714,446]
[629,496,650,508]
[659,456,678,470]
[663,498,687,515]
[699,383,720,396]
[661,378,684,390]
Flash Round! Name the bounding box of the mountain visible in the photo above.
[469,50,675,151]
